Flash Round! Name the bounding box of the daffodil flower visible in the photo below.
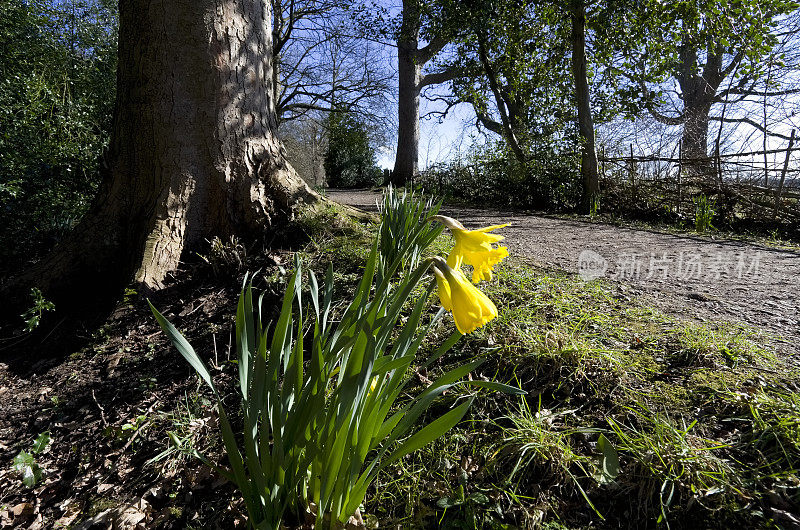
[432,258,497,335]
[432,215,509,283]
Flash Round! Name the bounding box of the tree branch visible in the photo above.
[710,116,796,140]
[722,87,800,97]
[419,66,468,88]
[476,33,525,162]
[417,34,450,64]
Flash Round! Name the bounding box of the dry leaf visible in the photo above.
[114,498,151,529]
[11,503,34,518]
[53,506,81,528]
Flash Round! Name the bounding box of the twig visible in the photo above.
[92,390,108,427]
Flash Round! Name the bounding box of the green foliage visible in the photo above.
[450,1,577,140]
[324,110,381,188]
[196,236,246,276]
[418,141,581,210]
[628,0,794,81]
[693,194,715,232]
[21,287,55,332]
[0,0,117,272]
[151,194,516,529]
[498,399,607,519]
[608,408,734,527]
[12,431,51,487]
[376,185,443,278]
[589,193,601,218]
[599,0,798,119]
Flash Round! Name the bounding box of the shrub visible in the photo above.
[0,0,117,273]
[417,141,580,210]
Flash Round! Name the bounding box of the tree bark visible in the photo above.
[1,0,319,324]
[476,34,527,165]
[673,41,728,178]
[570,0,599,214]
[681,100,712,167]
[391,0,422,186]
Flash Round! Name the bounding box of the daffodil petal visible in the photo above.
[445,223,509,283]
[434,268,453,311]
[476,223,509,233]
[441,265,498,334]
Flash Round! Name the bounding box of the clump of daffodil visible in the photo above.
[431,257,498,335]
[432,215,509,283]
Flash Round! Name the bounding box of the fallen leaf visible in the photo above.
[115,498,151,529]
[11,503,34,518]
[53,506,81,528]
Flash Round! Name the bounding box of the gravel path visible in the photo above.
[328,189,800,347]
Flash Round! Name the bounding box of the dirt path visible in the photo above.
[328,189,800,347]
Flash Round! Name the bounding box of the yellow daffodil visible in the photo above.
[432,258,497,335]
[432,215,509,283]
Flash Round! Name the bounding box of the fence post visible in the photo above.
[773,128,796,220]
[600,146,605,181]
[628,144,635,192]
[677,141,682,215]
[764,136,770,187]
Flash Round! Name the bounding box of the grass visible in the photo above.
[356,252,798,528]
[148,207,799,528]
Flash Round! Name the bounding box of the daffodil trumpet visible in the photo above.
[430,257,498,335]
[431,215,509,283]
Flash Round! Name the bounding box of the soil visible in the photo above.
[327,189,800,349]
[0,267,258,529]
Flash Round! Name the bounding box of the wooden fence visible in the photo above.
[598,132,800,223]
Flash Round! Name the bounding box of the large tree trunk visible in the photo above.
[570,0,599,214]
[675,42,723,179]
[391,2,421,187]
[681,98,713,172]
[1,0,319,326]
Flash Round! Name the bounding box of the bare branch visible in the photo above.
[417,34,450,64]
[419,66,470,88]
[710,116,796,140]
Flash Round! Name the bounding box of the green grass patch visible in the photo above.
[359,256,800,528]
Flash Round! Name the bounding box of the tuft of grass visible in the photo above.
[607,406,737,527]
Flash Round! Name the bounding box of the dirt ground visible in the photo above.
[327,189,800,349]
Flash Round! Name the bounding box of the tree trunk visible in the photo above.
[391,2,422,187]
[681,99,713,174]
[570,0,599,214]
[675,42,721,179]
[1,0,318,324]
[476,34,527,166]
